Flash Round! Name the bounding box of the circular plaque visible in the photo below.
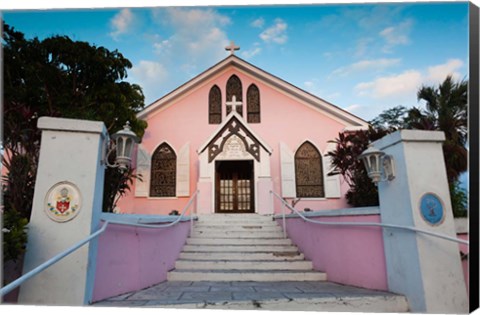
[419,193,445,226]
[44,182,82,222]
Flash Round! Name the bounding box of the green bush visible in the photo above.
[450,181,467,217]
[2,208,28,263]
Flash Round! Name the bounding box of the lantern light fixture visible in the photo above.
[105,121,140,172]
[359,145,395,185]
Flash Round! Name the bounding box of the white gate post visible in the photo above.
[374,130,468,313]
[18,117,107,306]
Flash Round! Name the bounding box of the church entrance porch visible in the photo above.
[215,160,254,213]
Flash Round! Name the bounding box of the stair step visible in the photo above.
[167,270,327,282]
[186,238,292,245]
[191,231,284,239]
[182,244,298,253]
[179,252,305,261]
[175,260,313,270]
[194,223,279,229]
[193,225,281,232]
[197,214,273,222]
[174,214,326,284]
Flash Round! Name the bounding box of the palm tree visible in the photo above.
[406,75,468,184]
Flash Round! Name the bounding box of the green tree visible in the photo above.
[327,127,389,207]
[368,76,468,217]
[370,105,409,131]
[2,22,148,263]
[407,76,468,217]
[406,75,468,184]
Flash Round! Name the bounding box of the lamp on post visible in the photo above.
[359,145,395,185]
[105,121,140,172]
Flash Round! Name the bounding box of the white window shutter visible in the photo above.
[280,142,296,198]
[323,142,341,198]
[135,144,151,197]
[176,143,190,197]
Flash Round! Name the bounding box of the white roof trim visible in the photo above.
[198,111,273,155]
[138,55,368,127]
[342,126,370,132]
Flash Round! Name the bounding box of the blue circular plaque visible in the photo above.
[420,193,444,225]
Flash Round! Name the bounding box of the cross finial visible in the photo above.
[225,41,240,55]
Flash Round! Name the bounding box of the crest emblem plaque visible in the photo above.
[419,193,445,226]
[45,182,82,222]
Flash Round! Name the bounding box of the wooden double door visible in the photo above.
[215,160,254,213]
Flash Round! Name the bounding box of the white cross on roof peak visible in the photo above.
[225,41,240,55]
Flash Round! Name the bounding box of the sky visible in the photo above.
[2,1,471,122]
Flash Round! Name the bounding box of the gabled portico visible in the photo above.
[196,111,273,214]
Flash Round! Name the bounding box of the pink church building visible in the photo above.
[117,47,368,215]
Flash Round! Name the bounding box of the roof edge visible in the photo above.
[138,55,368,127]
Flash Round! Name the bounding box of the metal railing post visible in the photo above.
[282,201,287,239]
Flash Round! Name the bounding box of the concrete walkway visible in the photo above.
[93,281,409,312]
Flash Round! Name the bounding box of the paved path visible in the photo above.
[93,281,409,312]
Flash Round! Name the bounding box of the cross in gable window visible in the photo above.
[226,95,243,115]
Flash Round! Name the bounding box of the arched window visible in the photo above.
[295,142,325,198]
[150,143,176,197]
[209,85,222,124]
[226,75,243,116]
[247,84,260,123]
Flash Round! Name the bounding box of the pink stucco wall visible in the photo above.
[92,219,190,302]
[281,214,469,294]
[281,214,388,291]
[117,65,355,215]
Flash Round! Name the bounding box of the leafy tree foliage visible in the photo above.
[331,76,468,212]
[449,181,468,217]
[367,76,468,216]
[2,22,148,263]
[370,78,468,185]
[407,76,468,184]
[370,105,409,131]
[408,76,468,217]
[327,127,388,207]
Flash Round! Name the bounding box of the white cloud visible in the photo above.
[132,60,168,82]
[355,70,423,99]
[251,18,265,28]
[260,18,288,44]
[354,37,374,58]
[153,40,172,54]
[332,58,401,76]
[109,8,135,40]
[131,60,169,102]
[164,7,231,29]
[304,81,315,89]
[152,8,231,62]
[426,59,464,83]
[241,46,262,59]
[379,19,413,53]
[354,59,466,103]
[343,104,362,112]
[130,8,232,104]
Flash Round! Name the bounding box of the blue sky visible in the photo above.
[2,1,470,121]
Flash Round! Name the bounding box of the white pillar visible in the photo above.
[18,117,107,306]
[374,130,468,313]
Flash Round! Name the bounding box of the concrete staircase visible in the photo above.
[167,214,327,282]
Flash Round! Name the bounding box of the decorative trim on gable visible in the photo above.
[199,111,272,163]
